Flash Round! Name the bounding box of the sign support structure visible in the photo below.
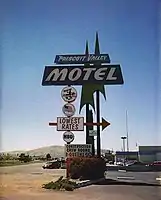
[94,32,111,157]
[60,85,77,178]
[96,89,101,157]
[85,42,90,146]
[84,41,95,155]
[42,32,124,163]
[95,32,102,157]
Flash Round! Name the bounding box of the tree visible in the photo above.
[46,153,51,161]
[18,153,32,163]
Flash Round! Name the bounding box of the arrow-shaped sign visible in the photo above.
[49,117,110,131]
[85,117,110,131]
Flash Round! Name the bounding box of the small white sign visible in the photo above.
[89,130,97,136]
[63,131,74,143]
[61,86,77,103]
[57,117,84,131]
[65,144,92,158]
[62,103,76,117]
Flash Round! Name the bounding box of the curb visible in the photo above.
[75,178,161,188]
[96,178,161,187]
[74,177,105,189]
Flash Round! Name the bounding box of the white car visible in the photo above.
[116,162,124,166]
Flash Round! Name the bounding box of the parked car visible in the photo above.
[109,161,114,165]
[116,161,124,166]
[125,160,137,166]
[149,161,161,166]
[147,161,161,170]
[42,160,61,169]
[126,161,146,167]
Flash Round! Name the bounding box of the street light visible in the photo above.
[121,136,127,165]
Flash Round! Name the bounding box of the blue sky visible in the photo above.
[1,0,160,152]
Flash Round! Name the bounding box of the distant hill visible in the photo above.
[0,150,26,155]
[27,145,65,157]
[1,146,65,158]
[1,145,109,158]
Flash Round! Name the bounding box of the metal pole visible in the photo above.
[126,110,129,152]
[123,139,126,165]
[121,136,126,165]
[123,139,125,152]
[94,32,102,157]
[96,90,101,157]
[66,142,70,178]
[86,103,89,144]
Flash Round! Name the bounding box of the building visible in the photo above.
[114,146,161,164]
[138,146,161,163]
[115,151,138,163]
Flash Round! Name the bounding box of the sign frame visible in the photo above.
[63,131,75,143]
[57,117,84,131]
[62,103,76,117]
[61,86,77,103]
[89,130,97,136]
[65,144,92,158]
[42,65,124,86]
[54,54,110,64]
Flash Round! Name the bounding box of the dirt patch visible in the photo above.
[0,173,62,196]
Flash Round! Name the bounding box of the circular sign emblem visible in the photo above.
[62,103,76,117]
[63,131,75,143]
[61,86,77,103]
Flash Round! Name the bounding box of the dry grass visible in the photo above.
[0,173,61,196]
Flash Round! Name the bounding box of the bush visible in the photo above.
[42,176,76,191]
[63,183,74,191]
[69,157,106,180]
[18,153,32,163]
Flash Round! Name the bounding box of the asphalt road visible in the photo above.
[106,170,161,185]
[0,162,65,176]
[1,184,161,200]
[1,162,160,184]
[0,163,161,200]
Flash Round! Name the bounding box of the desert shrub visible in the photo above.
[42,176,76,191]
[18,153,32,163]
[69,157,106,180]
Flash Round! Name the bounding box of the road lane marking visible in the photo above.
[118,170,127,172]
[117,176,135,180]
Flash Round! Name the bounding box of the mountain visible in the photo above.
[1,145,65,158]
[27,145,65,157]
[1,145,110,158]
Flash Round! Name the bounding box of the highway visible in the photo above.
[0,163,161,200]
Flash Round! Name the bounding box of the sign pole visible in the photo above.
[84,41,90,146]
[88,109,95,156]
[96,90,101,157]
[66,142,70,178]
[95,32,101,157]
[61,85,77,179]
[86,103,89,144]
[84,41,95,155]
[66,157,70,178]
